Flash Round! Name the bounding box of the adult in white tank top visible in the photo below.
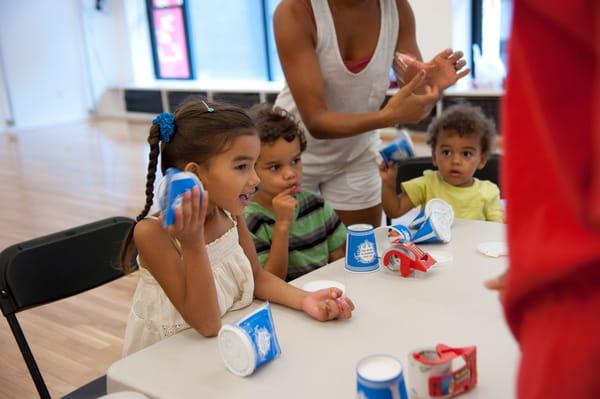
[274,0,469,227]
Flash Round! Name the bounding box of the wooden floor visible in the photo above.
[0,120,150,398]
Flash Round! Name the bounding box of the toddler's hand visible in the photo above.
[162,186,208,247]
[301,288,355,321]
[272,187,297,227]
[379,161,398,189]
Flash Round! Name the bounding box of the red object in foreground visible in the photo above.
[413,344,478,397]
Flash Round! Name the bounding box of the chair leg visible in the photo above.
[6,314,51,399]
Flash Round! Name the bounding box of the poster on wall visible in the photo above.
[149,0,193,79]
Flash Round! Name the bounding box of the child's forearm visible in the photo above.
[382,189,415,220]
[180,244,222,336]
[261,222,291,280]
[254,267,306,310]
[381,183,402,218]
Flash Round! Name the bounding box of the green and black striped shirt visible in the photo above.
[244,190,346,281]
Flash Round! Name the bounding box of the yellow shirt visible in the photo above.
[402,170,504,223]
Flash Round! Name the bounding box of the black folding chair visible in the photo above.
[385,154,502,224]
[0,216,136,399]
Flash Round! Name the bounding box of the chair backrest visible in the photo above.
[0,216,135,398]
[0,216,135,316]
[395,154,502,195]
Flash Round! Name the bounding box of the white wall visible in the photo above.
[409,0,472,66]
[0,0,135,129]
[123,0,154,85]
[0,48,11,129]
[81,0,134,107]
[0,0,91,128]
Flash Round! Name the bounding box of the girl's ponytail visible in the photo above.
[137,126,161,222]
[119,125,161,272]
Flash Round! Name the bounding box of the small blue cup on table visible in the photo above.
[356,354,408,399]
[345,224,380,272]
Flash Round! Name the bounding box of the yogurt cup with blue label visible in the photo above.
[218,303,282,377]
[157,167,204,227]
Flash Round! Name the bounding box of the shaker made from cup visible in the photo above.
[379,129,415,164]
[356,354,408,399]
[411,212,452,244]
[218,303,282,377]
[408,199,454,230]
[345,224,380,272]
[157,167,204,227]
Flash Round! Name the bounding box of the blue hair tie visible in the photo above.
[153,112,175,143]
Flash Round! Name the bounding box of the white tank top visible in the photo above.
[275,0,399,168]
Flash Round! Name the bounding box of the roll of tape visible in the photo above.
[407,345,477,399]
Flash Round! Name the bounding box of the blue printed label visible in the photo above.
[236,303,282,370]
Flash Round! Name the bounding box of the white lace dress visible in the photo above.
[122,215,254,356]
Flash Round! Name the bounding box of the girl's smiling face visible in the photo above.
[193,132,261,215]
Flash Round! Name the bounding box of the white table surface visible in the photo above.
[107,219,518,398]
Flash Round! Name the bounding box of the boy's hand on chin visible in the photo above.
[272,187,297,226]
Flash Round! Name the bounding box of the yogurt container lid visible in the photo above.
[218,325,256,377]
[429,212,452,243]
[425,199,454,226]
[477,241,508,257]
[357,354,403,383]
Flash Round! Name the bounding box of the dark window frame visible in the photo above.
[146,0,194,80]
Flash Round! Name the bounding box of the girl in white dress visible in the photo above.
[120,100,354,356]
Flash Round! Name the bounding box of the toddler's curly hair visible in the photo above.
[249,103,307,151]
[427,103,496,155]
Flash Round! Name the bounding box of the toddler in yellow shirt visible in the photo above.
[380,104,504,223]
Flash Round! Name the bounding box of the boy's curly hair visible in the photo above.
[426,103,496,155]
[248,103,307,151]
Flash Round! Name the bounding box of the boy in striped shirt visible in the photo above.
[244,104,346,281]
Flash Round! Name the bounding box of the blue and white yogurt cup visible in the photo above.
[356,354,408,399]
[408,199,454,230]
[157,167,203,227]
[346,224,380,272]
[411,212,452,244]
[218,303,282,377]
[379,129,415,164]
